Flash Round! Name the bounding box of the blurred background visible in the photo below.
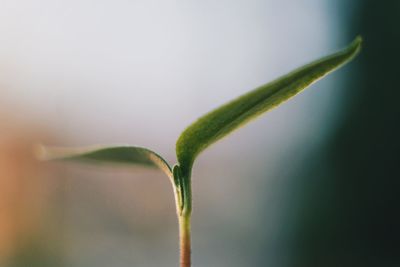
[0,0,398,266]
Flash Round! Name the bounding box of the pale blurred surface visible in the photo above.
[1,1,398,267]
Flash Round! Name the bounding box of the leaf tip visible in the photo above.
[349,35,363,57]
[33,144,50,161]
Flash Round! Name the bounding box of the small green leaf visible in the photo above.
[36,145,172,179]
[176,36,362,176]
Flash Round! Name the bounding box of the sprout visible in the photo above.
[39,36,362,267]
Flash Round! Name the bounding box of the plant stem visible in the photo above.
[179,215,191,267]
[172,165,192,267]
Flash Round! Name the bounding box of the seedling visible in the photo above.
[38,37,362,267]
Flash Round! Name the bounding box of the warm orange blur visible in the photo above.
[0,114,55,264]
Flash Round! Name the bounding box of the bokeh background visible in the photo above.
[0,0,399,266]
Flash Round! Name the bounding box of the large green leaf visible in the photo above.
[176,36,362,176]
[37,145,172,179]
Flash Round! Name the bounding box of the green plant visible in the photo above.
[38,37,362,267]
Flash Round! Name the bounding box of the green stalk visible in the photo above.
[172,165,192,267]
